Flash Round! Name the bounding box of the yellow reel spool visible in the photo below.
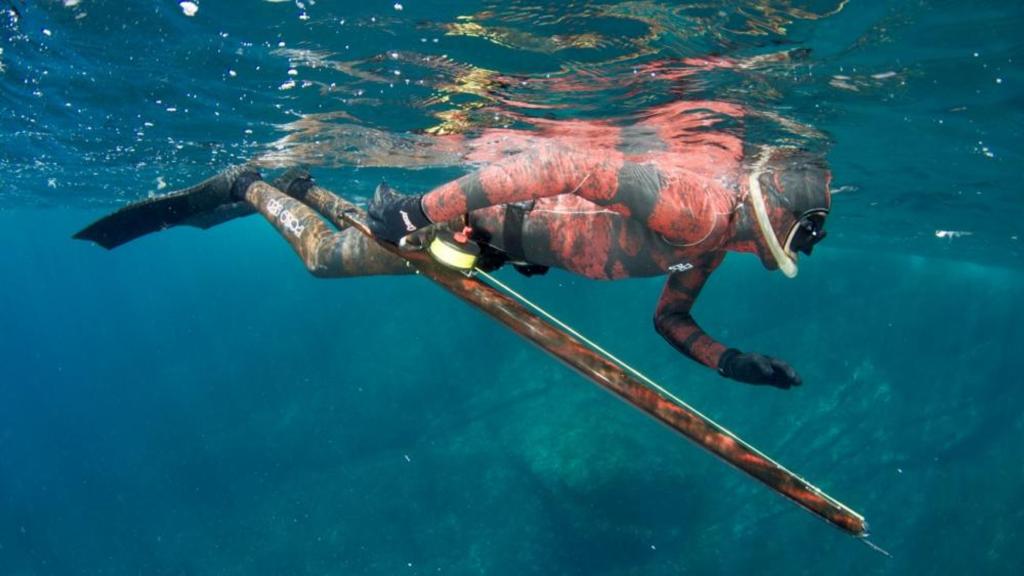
[428,230,480,271]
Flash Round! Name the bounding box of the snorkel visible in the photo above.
[747,148,799,278]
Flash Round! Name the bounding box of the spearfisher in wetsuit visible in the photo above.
[73,142,876,539]
[367,143,831,389]
[75,142,830,390]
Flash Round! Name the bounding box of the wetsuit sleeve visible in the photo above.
[421,143,626,221]
[421,143,734,246]
[653,253,727,369]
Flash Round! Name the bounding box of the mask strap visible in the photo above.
[748,148,798,278]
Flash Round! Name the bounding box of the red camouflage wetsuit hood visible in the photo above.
[728,147,832,273]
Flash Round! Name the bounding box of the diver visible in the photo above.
[75,138,830,391]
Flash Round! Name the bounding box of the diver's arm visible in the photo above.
[416,143,728,245]
[421,142,625,220]
[652,254,728,369]
[654,253,802,389]
[368,142,632,243]
[369,140,733,245]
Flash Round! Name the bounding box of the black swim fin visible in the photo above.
[73,165,259,249]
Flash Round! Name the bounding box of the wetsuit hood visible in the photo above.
[746,147,831,278]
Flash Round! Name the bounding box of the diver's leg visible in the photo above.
[271,173,364,232]
[241,180,412,277]
[272,172,462,258]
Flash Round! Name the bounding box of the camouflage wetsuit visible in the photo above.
[236,100,829,375]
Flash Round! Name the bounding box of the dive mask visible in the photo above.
[785,209,828,256]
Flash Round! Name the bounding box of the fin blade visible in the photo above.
[72,166,252,249]
[73,192,206,249]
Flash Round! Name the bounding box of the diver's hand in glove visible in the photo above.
[367,182,431,244]
[717,348,802,389]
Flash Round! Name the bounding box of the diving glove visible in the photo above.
[718,348,802,389]
[367,182,431,244]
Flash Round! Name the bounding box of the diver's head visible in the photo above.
[742,147,831,277]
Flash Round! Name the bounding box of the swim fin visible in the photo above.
[73,165,259,249]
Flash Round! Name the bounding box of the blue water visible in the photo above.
[2,1,1022,574]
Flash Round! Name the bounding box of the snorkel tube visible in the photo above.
[747,147,799,278]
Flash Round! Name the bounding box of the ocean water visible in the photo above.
[1,1,1022,575]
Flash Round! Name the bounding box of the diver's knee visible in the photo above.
[304,259,339,278]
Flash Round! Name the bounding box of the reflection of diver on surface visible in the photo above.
[76,140,830,390]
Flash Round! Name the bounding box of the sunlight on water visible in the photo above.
[0,0,1018,265]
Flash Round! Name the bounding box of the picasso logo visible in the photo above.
[400,209,417,232]
[266,198,306,237]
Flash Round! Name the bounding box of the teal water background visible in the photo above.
[1,1,1022,574]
